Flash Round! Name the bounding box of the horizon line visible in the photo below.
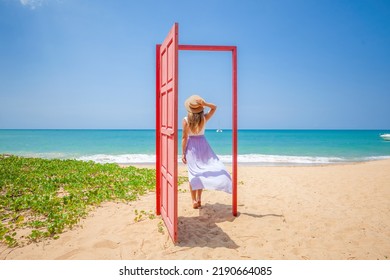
[1,128,390,131]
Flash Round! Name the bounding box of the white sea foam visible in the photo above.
[77,154,156,164]
[12,152,389,165]
[76,153,356,165]
[220,154,346,165]
[362,155,390,161]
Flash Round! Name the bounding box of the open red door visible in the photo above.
[156,23,237,243]
[156,23,179,242]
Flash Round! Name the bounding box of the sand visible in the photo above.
[1,159,390,260]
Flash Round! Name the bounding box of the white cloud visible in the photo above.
[20,0,44,9]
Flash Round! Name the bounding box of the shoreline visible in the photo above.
[3,152,390,167]
[124,157,390,169]
[1,158,389,260]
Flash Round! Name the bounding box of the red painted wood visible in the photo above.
[178,44,238,217]
[232,47,238,216]
[155,44,161,216]
[178,45,236,51]
[157,23,179,242]
[156,25,239,242]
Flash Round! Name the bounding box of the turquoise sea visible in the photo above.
[1,129,390,165]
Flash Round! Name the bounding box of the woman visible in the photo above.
[181,95,232,209]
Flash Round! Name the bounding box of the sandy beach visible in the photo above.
[1,159,389,260]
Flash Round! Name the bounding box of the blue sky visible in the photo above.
[0,0,389,129]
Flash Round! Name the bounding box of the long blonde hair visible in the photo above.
[187,111,204,134]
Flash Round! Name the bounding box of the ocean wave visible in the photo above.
[76,153,358,165]
[362,155,390,161]
[77,154,156,164]
[8,152,389,165]
[220,154,346,164]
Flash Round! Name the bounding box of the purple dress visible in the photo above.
[184,117,232,194]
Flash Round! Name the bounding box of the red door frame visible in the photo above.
[156,24,238,243]
[178,44,238,217]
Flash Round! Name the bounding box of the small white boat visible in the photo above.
[216,121,223,132]
[380,134,390,141]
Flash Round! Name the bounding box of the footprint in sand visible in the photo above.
[93,239,120,249]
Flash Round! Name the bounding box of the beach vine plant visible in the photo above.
[0,155,186,247]
[133,209,156,223]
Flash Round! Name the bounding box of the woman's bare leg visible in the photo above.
[189,184,198,209]
[196,189,203,207]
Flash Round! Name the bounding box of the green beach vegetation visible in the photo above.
[0,155,185,247]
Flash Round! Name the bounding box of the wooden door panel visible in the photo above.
[158,23,178,242]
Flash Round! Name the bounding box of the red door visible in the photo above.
[156,23,179,242]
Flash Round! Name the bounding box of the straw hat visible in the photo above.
[184,95,204,113]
